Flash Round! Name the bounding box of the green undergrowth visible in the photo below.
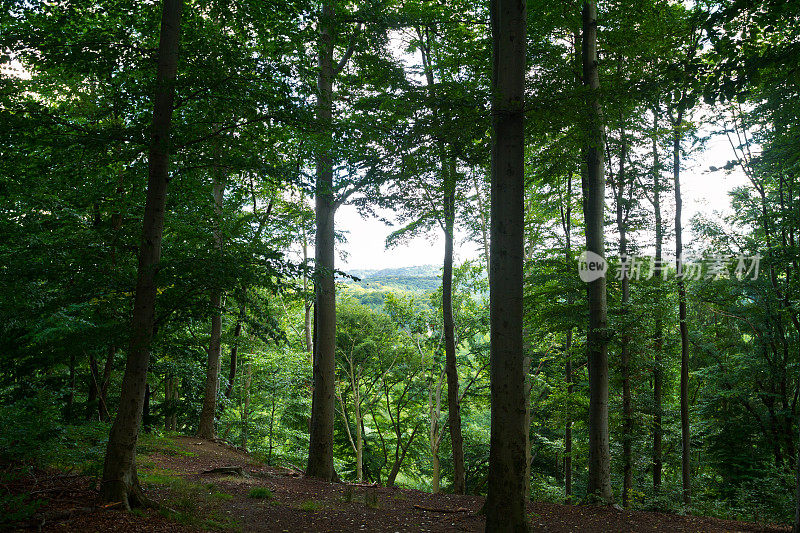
[299,499,323,512]
[144,473,240,531]
[248,487,273,499]
[137,432,197,458]
[0,471,46,529]
[0,403,226,530]
[0,396,194,477]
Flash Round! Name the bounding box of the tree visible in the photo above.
[649,101,665,495]
[335,300,400,481]
[385,20,486,492]
[435,76,466,499]
[563,172,577,503]
[305,0,422,480]
[306,0,339,481]
[484,0,528,529]
[671,101,692,508]
[581,0,612,503]
[612,123,634,506]
[100,0,182,508]
[665,13,700,506]
[305,0,362,480]
[384,292,451,492]
[198,165,226,439]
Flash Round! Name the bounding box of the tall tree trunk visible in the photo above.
[88,352,99,420]
[307,0,337,480]
[652,103,664,494]
[565,28,582,504]
[429,366,445,493]
[484,0,528,529]
[564,329,574,501]
[143,381,152,433]
[225,307,244,399]
[198,171,225,439]
[66,353,75,422]
[164,373,177,431]
[417,34,466,494]
[616,128,633,507]
[302,230,314,355]
[563,171,575,502]
[99,0,182,509]
[242,360,252,450]
[581,0,612,503]
[443,158,466,494]
[673,109,691,508]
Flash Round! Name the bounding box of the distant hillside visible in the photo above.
[347,265,440,280]
[340,265,441,309]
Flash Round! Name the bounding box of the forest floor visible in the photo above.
[4,435,791,532]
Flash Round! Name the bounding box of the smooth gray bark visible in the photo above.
[164,373,178,431]
[616,128,633,507]
[581,0,613,503]
[651,103,664,494]
[443,160,466,494]
[100,0,182,508]
[672,109,691,508]
[484,0,529,530]
[417,36,467,493]
[306,0,337,480]
[198,173,225,439]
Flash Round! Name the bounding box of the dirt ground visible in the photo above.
[5,436,791,532]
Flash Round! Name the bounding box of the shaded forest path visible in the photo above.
[16,435,789,532]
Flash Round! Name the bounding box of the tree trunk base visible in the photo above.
[100,477,156,511]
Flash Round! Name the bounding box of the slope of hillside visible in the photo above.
[6,435,790,532]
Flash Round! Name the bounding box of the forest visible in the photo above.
[1,0,799,531]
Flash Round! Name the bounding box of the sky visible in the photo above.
[337,205,454,271]
[336,132,751,271]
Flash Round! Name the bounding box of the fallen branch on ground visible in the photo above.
[413,504,471,513]
[200,466,248,477]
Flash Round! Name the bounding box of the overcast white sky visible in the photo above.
[335,132,750,271]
